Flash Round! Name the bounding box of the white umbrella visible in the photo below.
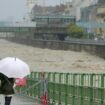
[0,57,30,78]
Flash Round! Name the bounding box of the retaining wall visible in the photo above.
[6,37,105,59]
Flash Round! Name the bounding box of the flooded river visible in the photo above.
[0,39,105,73]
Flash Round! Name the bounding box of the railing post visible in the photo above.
[58,73,62,105]
[38,72,41,99]
[90,74,93,105]
[47,72,50,104]
[52,72,56,105]
[101,74,104,105]
[81,74,84,105]
[72,74,75,105]
[65,73,69,105]
[40,72,49,105]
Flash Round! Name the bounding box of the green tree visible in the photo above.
[67,23,84,38]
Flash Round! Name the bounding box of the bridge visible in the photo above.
[0,15,75,34]
[0,21,68,40]
[0,15,76,40]
[1,20,105,40]
[0,21,36,32]
[0,72,104,105]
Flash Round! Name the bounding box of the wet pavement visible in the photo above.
[0,95,40,105]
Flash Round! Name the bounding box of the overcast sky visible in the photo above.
[0,0,72,21]
[0,0,27,21]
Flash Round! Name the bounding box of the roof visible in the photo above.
[33,15,75,19]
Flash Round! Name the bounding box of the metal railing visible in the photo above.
[17,72,105,105]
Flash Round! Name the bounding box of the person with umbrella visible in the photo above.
[0,73,15,105]
[0,57,30,105]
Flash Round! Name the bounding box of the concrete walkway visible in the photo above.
[0,95,40,105]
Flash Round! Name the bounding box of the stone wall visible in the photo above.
[6,37,105,59]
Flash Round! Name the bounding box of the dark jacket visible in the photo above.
[0,73,15,95]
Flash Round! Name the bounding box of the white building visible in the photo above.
[65,0,98,21]
[26,0,38,12]
[26,0,39,21]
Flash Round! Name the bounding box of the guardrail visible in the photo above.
[17,72,105,105]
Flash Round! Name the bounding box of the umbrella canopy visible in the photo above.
[0,57,30,78]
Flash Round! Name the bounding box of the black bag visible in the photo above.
[1,77,14,95]
[3,82,14,92]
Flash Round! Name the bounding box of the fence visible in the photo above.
[17,72,105,105]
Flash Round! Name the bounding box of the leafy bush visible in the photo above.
[67,23,84,38]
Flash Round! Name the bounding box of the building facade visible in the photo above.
[65,0,98,21]
[78,3,105,39]
[26,0,39,20]
[96,4,105,37]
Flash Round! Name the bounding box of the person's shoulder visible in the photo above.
[0,73,5,76]
[0,73,7,79]
[0,73,4,79]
